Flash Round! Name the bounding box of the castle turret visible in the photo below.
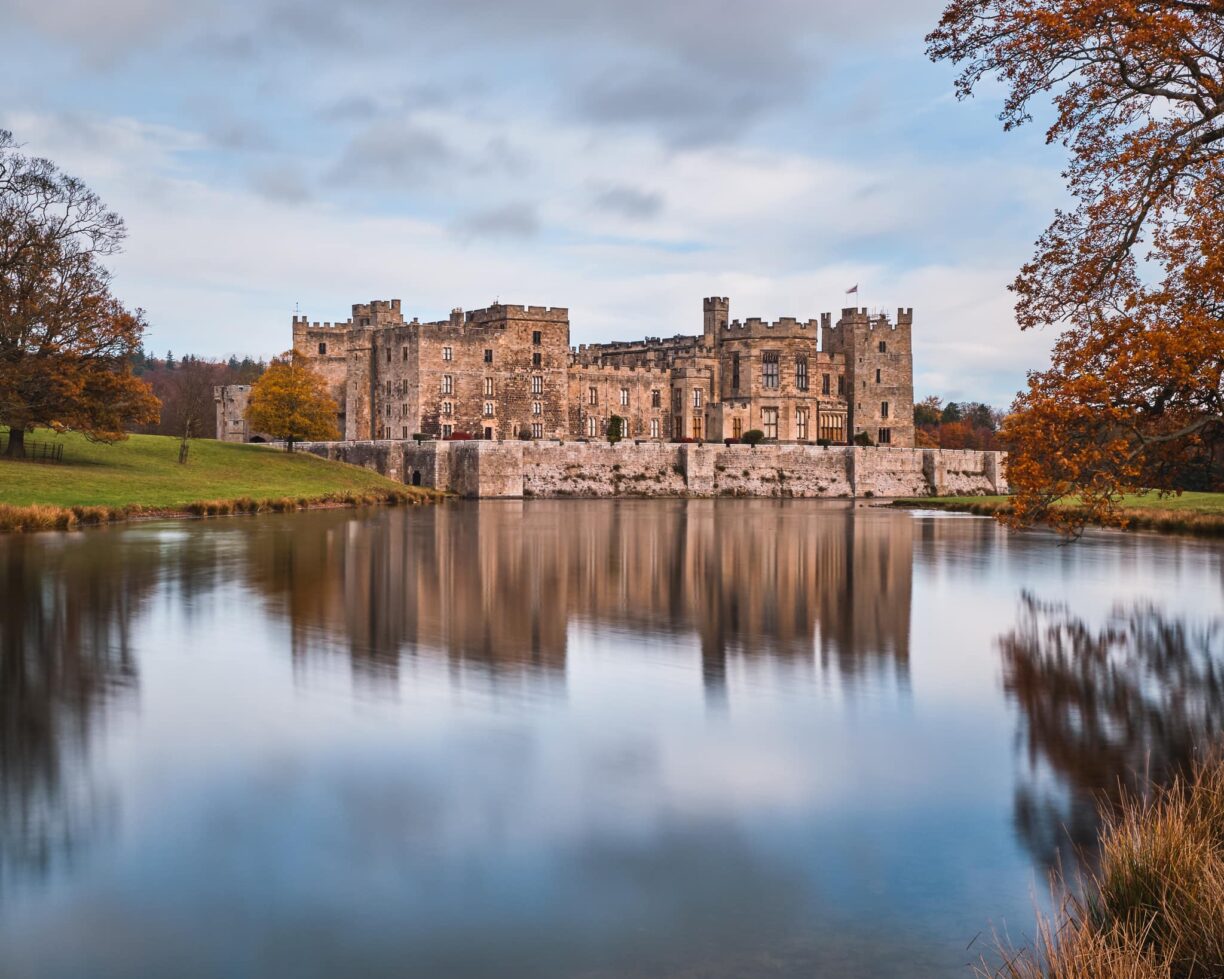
[835,307,914,447]
[703,297,729,347]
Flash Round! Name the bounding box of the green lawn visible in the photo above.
[901,491,1224,514]
[0,429,423,508]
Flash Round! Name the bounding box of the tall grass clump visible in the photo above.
[982,754,1224,979]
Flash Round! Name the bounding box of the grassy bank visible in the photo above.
[984,754,1224,979]
[0,429,437,531]
[893,492,1224,537]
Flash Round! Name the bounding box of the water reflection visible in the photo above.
[0,535,141,893]
[241,501,913,697]
[1001,593,1224,869]
[0,503,1221,979]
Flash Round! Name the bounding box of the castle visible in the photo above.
[219,297,915,447]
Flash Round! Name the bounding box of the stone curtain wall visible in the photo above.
[298,440,1007,499]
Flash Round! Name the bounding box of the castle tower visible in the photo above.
[703,297,729,347]
[837,307,914,447]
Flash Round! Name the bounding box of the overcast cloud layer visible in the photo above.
[0,0,1064,405]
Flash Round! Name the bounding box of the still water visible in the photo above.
[1,500,1221,978]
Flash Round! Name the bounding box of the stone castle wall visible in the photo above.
[297,439,1007,500]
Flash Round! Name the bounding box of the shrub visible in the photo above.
[742,429,765,446]
[724,438,741,446]
[673,437,696,444]
[817,438,831,447]
[518,427,533,440]
[853,431,874,447]
[445,431,473,441]
[607,414,625,443]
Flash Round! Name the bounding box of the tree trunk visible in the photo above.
[287,438,295,453]
[4,427,26,459]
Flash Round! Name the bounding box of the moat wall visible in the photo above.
[298,440,1007,499]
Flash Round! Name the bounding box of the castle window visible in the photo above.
[878,427,892,444]
[402,426,408,439]
[796,408,809,440]
[588,386,597,406]
[875,368,881,383]
[532,331,542,345]
[443,346,452,361]
[532,422,543,439]
[442,374,453,394]
[673,389,682,412]
[838,376,846,395]
[484,402,495,417]
[692,388,702,408]
[796,356,808,391]
[532,375,543,395]
[318,342,327,355]
[878,340,887,353]
[762,351,779,389]
[587,416,597,437]
[731,352,740,390]
[881,401,890,419]
[650,418,660,438]
[385,381,392,396]
[762,407,778,439]
[484,378,494,397]
[820,414,845,442]
[620,388,629,407]
[402,346,408,362]
[402,403,407,416]
[732,417,743,439]
[386,348,391,363]
[651,389,660,408]
[484,349,493,364]
[532,401,542,416]
[692,417,703,439]
[822,373,831,395]
[442,401,453,416]
[442,423,453,438]
[533,352,542,366]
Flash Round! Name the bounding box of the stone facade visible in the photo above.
[298,439,1007,500]
[213,385,274,443]
[223,295,915,447]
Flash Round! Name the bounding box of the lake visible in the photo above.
[1,500,1221,978]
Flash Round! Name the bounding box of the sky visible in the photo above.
[0,0,1068,407]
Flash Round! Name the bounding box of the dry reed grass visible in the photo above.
[910,500,1224,538]
[980,754,1224,979]
[0,486,434,534]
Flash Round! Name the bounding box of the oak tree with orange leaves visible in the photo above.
[0,130,158,458]
[245,352,339,451]
[928,1,1224,533]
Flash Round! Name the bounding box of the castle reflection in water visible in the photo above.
[245,501,914,695]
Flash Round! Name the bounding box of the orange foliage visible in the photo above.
[245,351,339,450]
[929,2,1224,534]
[1,130,158,458]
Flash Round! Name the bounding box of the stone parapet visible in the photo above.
[296,440,1007,500]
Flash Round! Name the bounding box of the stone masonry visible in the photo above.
[297,439,1007,500]
[215,295,918,449]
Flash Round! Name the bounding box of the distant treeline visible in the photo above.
[130,348,267,440]
[914,397,1005,451]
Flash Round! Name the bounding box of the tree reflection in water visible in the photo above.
[1001,592,1224,870]
[0,536,143,893]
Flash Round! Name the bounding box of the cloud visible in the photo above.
[328,121,456,188]
[248,164,313,204]
[453,202,540,240]
[590,184,664,220]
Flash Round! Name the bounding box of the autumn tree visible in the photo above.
[0,130,158,458]
[928,2,1224,533]
[244,351,339,451]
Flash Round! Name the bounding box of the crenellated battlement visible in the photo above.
[722,316,820,340]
